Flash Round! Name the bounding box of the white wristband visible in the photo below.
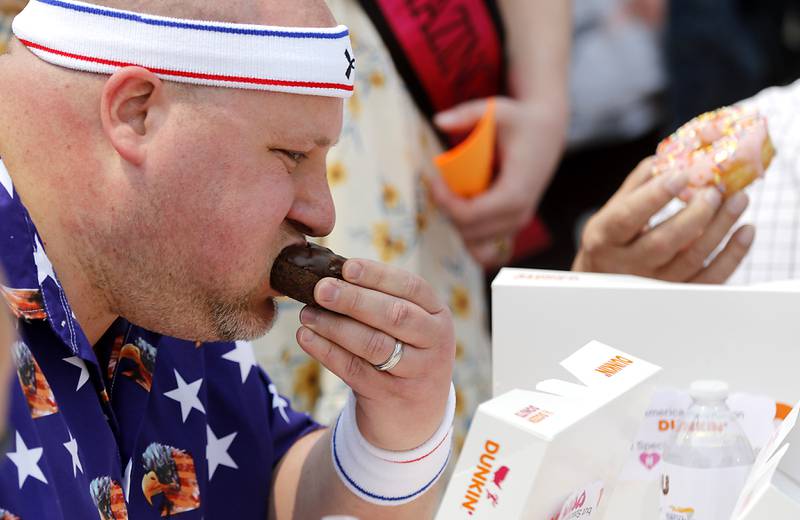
[331,383,456,506]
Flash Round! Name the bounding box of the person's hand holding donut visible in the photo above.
[573,157,755,283]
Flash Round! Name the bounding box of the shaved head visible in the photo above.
[91,0,335,26]
[0,0,338,129]
[0,0,344,343]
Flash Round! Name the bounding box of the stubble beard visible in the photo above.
[83,245,276,342]
[207,289,276,341]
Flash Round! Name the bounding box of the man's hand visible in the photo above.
[428,96,565,268]
[296,260,455,451]
[573,157,755,283]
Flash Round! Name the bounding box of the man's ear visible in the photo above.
[100,67,165,166]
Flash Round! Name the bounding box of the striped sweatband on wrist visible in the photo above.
[12,0,355,98]
[331,383,455,506]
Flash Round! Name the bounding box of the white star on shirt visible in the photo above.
[164,369,205,422]
[268,384,290,424]
[63,356,89,391]
[222,341,257,383]
[7,432,47,488]
[206,425,238,480]
[33,234,56,286]
[62,431,83,477]
[122,458,132,503]
[0,160,12,198]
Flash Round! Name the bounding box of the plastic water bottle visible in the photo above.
[659,380,754,520]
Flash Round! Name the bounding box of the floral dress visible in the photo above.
[253,0,492,452]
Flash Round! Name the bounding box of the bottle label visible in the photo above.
[659,463,750,520]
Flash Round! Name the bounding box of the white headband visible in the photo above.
[12,0,355,98]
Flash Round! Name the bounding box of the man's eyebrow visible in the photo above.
[314,136,340,147]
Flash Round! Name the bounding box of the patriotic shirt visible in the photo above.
[0,159,320,519]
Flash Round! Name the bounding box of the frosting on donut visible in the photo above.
[653,106,774,196]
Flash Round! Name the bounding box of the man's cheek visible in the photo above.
[200,221,276,278]
[188,182,292,275]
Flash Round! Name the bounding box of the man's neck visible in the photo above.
[1,52,120,346]
[9,163,117,346]
[31,213,117,347]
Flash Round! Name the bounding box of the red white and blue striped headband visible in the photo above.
[12,0,355,98]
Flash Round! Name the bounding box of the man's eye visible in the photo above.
[279,150,307,163]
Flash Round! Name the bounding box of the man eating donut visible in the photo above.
[0,0,455,518]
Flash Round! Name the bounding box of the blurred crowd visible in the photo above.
[525,0,800,271]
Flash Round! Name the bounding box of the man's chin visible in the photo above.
[245,297,278,338]
[207,296,277,343]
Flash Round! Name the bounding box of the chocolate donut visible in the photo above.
[270,243,347,306]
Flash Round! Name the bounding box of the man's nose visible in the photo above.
[286,164,336,238]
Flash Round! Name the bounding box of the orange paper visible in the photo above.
[776,402,793,421]
[434,99,496,197]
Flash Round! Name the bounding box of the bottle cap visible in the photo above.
[689,380,729,401]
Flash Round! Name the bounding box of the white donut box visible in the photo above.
[436,269,800,519]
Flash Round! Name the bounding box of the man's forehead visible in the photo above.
[260,0,337,27]
[243,91,343,144]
